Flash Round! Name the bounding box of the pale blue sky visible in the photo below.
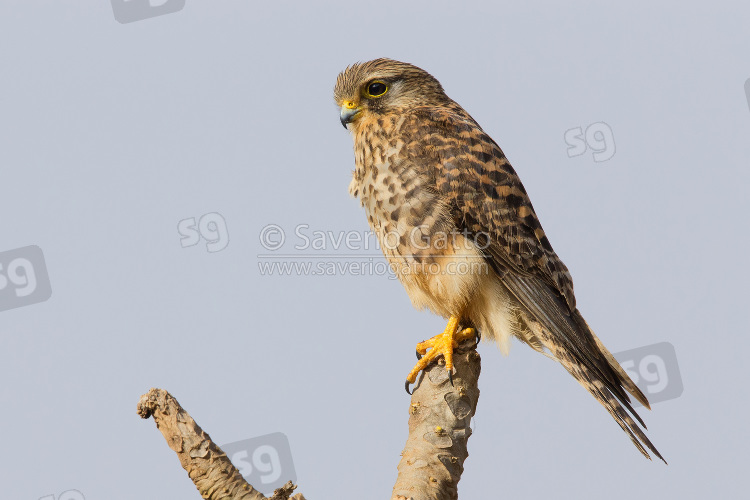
[1,1,748,499]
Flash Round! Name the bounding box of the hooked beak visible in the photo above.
[340,101,362,129]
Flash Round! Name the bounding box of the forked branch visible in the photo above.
[137,340,481,500]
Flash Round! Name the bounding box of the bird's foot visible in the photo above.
[405,316,476,394]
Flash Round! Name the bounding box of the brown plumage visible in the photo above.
[334,58,665,462]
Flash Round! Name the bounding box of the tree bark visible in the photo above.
[137,389,304,500]
[392,340,481,500]
[137,339,481,500]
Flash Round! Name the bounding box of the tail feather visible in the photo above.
[572,310,651,410]
[524,315,666,463]
[572,359,666,463]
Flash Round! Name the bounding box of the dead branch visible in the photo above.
[392,340,481,500]
[137,388,305,500]
[137,339,481,500]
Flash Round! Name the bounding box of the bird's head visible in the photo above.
[334,58,448,131]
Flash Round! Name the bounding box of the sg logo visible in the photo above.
[614,342,683,407]
[178,212,230,253]
[0,246,52,313]
[39,490,85,500]
[564,122,616,162]
[222,432,296,495]
[111,0,186,24]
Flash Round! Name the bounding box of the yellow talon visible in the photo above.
[406,316,476,384]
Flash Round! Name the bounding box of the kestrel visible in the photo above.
[334,58,664,462]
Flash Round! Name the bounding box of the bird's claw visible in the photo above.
[405,317,476,394]
[405,380,413,395]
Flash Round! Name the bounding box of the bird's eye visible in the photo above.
[366,81,388,97]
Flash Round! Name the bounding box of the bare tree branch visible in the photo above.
[137,388,304,500]
[392,340,481,500]
[137,339,481,500]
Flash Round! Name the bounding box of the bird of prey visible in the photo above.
[334,58,664,462]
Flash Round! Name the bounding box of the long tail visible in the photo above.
[523,311,666,463]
